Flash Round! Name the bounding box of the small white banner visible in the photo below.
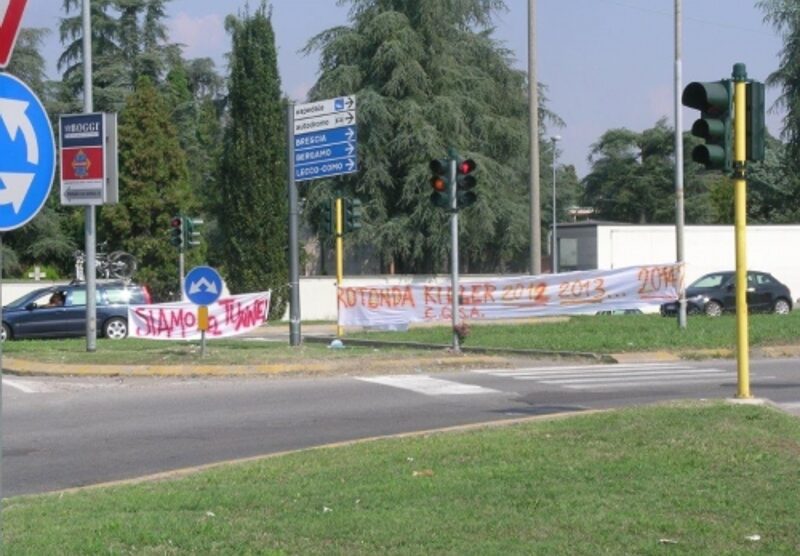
[128,291,270,340]
[338,264,683,328]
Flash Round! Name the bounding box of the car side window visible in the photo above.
[67,289,87,307]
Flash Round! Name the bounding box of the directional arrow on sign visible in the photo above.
[0,0,27,68]
[0,172,33,212]
[189,277,219,296]
[0,97,38,163]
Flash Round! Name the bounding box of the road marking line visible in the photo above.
[473,363,684,375]
[517,369,729,381]
[357,375,500,396]
[3,377,52,393]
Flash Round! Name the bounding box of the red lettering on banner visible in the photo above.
[218,297,267,329]
[338,286,415,309]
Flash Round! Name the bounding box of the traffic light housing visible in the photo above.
[322,200,335,236]
[456,158,477,208]
[170,215,184,248]
[682,80,732,171]
[429,158,450,209]
[344,198,363,232]
[746,81,766,162]
[185,217,203,249]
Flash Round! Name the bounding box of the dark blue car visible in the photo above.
[2,281,151,341]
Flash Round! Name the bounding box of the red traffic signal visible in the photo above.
[170,216,182,228]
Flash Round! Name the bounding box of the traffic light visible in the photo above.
[322,200,335,236]
[746,81,766,162]
[185,217,203,249]
[456,158,477,208]
[170,215,184,248]
[429,158,450,209]
[344,198,363,232]
[682,80,733,170]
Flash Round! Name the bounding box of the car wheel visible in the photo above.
[103,317,128,340]
[704,300,723,317]
[1,323,10,342]
[773,298,791,315]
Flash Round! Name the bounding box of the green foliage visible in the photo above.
[215,3,288,319]
[303,0,546,274]
[99,76,197,300]
[582,119,717,224]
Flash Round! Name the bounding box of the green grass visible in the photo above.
[353,312,800,353]
[0,336,435,367]
[5,402,800,554]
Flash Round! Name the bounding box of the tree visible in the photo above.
[582,119,715,224]
[98,76,197,300]
[756,0,800,219]
[57,0,128,112]
[303,0,552,274]
[215,3,288,319]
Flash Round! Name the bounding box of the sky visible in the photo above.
[18,0,786,178]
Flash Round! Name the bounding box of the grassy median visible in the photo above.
[5,401,800,554]
[352,311,800,353]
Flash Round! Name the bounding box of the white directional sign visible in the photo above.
[294,96,355,120]
[0,72,55,231]
[293,95,358,182]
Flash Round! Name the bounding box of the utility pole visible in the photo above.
[528,0,542,275]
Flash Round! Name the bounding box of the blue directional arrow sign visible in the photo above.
[184,266,223,306]
[0,73,55,231]
[293,95,357,183]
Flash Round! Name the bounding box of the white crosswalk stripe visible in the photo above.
[473,363,735,390]
[356,375,501,396]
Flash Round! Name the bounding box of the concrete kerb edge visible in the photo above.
[302,335,613,362]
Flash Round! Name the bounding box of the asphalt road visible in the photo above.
[3,356,800,497]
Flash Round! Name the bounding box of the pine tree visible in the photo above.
[303,0,548,273]
[98,76,197,300]
[215,4,288,318]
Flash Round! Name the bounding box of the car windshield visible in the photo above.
[689,273,731,289]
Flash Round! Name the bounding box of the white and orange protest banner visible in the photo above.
[129,291,270,340]
[338,264,683,328]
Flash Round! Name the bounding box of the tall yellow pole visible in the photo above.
[732,63,750,399]
[335,196,344,337]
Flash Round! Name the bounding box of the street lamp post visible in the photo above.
[551,135,561,273]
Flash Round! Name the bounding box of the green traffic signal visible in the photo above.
[322,200,335,237]
[746,81,766,162]
[344,198,363,232]
[682,80,732,171]
[185,217,203,249]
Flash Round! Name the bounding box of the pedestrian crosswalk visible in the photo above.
[356,374,500,396]
[472,362,731,390]
[357,363,743,397]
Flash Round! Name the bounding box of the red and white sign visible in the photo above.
[338,264,684,328]
[128,291,271,340]
[0,0,27,68]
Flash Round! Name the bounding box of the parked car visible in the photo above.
[660,271,792,317]
[1,280,151,341]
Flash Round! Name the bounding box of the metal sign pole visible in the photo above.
[287,103,301,346]
[82,0,97,352]
[449,157,460,353]
[0,233,4,546]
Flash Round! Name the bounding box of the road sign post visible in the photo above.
[59,112,118,205]
[184,266,223,357]
[289,96,359,343]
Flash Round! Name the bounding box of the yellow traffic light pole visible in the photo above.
[732,63,750,399]
[335,196,344,337]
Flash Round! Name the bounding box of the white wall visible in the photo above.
[596,225,800,301]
